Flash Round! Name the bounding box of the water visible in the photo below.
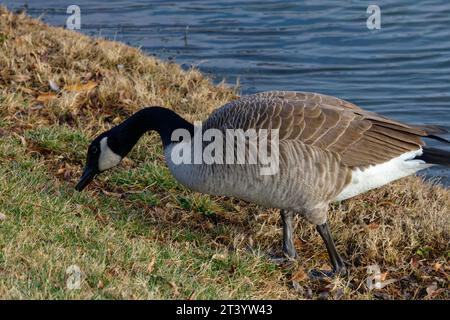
[3,0,450,185]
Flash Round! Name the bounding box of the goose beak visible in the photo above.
[75,167,96,191]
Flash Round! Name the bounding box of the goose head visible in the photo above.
[75,129,126,191]
[75,107,194,191]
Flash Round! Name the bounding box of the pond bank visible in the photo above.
[0,7,448,299]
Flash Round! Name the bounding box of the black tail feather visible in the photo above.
[427,134,450,144]
[417,147,450,167]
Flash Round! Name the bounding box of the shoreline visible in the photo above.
[0,7,449,300]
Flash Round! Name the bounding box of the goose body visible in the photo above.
[165,140,351,225]
[77,91,450,276]
[166,91,442,224]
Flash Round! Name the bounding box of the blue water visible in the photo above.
[3,0,450,185]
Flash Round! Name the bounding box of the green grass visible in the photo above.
[25,126,88,158]
[1,126,449,299]
[0,134,282,299]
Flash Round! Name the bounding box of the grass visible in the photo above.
[0,7,449,300]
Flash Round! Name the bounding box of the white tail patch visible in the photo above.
[335,149,432,201]
[98,137,122,171]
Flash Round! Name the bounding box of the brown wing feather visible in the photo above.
[204,91,434,169]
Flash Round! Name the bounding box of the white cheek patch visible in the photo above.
[98,137,122,171]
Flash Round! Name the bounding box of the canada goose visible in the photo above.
[76,91,450,276]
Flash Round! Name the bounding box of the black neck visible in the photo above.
[113,107,194,153]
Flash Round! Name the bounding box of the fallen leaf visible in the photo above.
[0,212,6,221]
[64,81,98,92]
[433,262,442,272]
[97,280,104,289]
[368,223,380,230]
[294,238,304,249]
[291,269,308,282]
[147,256,156,273]
[36,92,57,103]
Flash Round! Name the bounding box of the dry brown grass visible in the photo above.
[0,7,449,299]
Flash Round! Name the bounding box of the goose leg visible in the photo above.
[315,222,347,276]
[270,210,297,264]
[281,210,297,259]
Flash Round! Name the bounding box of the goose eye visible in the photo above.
[91,146,98,154]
